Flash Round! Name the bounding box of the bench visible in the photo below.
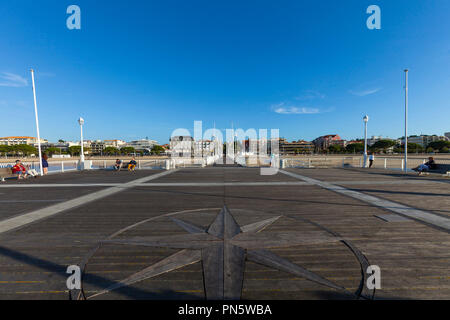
[413,163,450,175]
[0,167,16,181]
[429,164,450,175]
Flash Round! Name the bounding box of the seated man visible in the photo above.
[415,157,437,175]
[114,159,123,171]
[12,160,28,179]
[25,164,39,177]
[127,158,137,172]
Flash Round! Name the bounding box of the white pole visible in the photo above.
[30,69,44,176]
[404,69,408,172]
[363,115,369,168]
[79,118,85,163]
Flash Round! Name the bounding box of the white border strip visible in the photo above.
[280,170,450,232]
[0,170,178,235]
[0,182,311,188]
[0,180,441,188]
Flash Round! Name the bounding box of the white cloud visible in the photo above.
[295,90,326,100]
[0,72,28,87]
[349,88,381,96]
[272,103,321,115]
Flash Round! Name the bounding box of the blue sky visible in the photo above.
[0,0,449,144]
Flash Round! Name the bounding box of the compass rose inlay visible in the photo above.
[81,206,369,300]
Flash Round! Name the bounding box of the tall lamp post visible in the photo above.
[363,115,369,168]
[78,117,85,163]
[30,69,44,176]
[404,69,408,172]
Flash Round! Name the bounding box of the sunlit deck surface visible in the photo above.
[0,167,449,300]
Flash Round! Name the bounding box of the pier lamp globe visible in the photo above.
[363,115,369,123]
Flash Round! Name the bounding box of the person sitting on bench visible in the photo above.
[114,159,123,171]
[415,157,437,174]
[25,164,39,177]
[12,160,28,179]
[128,158,137,171]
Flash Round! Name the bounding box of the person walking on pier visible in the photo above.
[369,153,375,168]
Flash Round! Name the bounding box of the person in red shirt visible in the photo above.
[12,160,28,179]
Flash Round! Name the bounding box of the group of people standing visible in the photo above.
[11,154,49,179]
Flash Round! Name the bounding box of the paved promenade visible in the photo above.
[0,167,449,300]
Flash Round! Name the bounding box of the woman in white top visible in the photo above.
[369,153,375,168]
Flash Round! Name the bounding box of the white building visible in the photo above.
[403,135,449,147]
[367,136,383,146]
[104,139,126,148]
[0,136,47,146]
[170,136,194,157]
[193,140,217,157]
[126,139,158,152]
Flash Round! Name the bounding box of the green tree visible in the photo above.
[10,144,37,156]
[151,145,165,155]
[370,140,396,153]
[0,145,12,156]
[408,143,424,153]
[441,146,449,153]
[328,144,344,153]
[103,147,120,155]
[427,140,450,152]
[345,143,364,154]
[120,146,135,155]
[45,147,60,156]
[396,143,424,153]
[68,146,82,156]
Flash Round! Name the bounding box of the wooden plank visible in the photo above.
[202,244,224,300]
[224,243,245,300]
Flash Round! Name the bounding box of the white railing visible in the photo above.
[0,161,78,174]
[87,159,167,170]
[2,156,448,174]
[281,156,450,170]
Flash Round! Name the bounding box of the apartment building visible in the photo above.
[279,139,314,154]
[126,139,158,152]
[104,139,126,148]
[313,134,346,151]
[170,136,194,157]
[90,140,106,154]
[0,136,48,146]
[402,135,449,147]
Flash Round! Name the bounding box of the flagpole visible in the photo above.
[31,69,44,176]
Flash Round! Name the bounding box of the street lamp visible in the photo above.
[30,69,43,176]
[363,115,369,168]
[404,69,408,172]
[78,117,85,163]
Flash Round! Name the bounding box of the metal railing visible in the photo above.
[282,156,450,170]
[89,159,167,170]
[0,161,78,174]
